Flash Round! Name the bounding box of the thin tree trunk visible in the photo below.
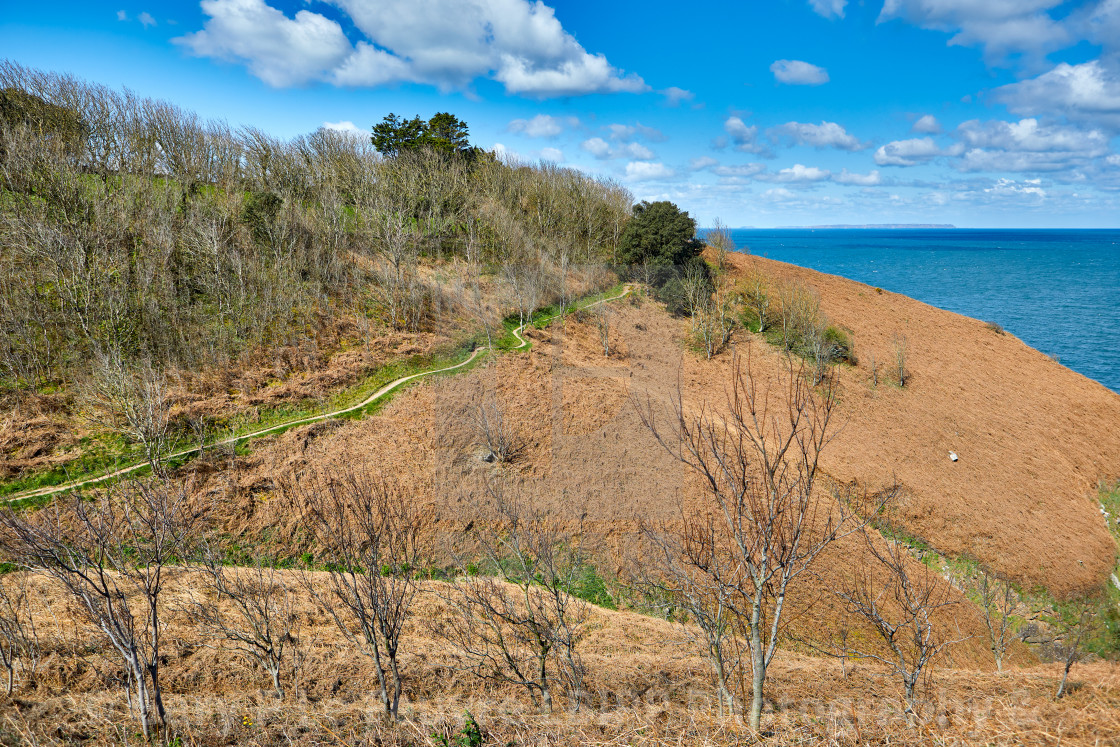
[134,660,151,739]
[368,635,391,718]
[903,678,918,726]
[749,628,764,732]
[149,661,168,733]
[715,670,731,718]
[390,656,402,719]
[539,643,553,714]
[541,686,553,715]
[270,666,283,699]
[1056,659,1074,699]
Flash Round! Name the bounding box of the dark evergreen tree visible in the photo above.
[617,200,704,285]
[371,114,427,157]
[371,112,477,160]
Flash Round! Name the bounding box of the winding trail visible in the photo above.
[6,285,633,502]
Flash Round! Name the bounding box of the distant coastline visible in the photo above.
[771,224,957,229]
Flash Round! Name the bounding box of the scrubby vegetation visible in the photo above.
[735,269,855,370]
[1,60,1118,747]
[0,60,631,485]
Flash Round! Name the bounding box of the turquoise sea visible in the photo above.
[721,229,1120,395]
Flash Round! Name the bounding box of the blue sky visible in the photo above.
[4,0,1120,227]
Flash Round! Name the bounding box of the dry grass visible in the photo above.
[714,251,1120,598]
[5,254,1120,743]
[2,571,1118,746]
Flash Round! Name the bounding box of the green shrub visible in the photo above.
[822,325,856,365]
[567,564,618,609]
[655,277,690,316]
[433,712,483,747]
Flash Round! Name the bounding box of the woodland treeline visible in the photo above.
[0,60,632,394]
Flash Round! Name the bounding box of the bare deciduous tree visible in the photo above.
[0,479,199,739]
[1048,600,1099,699]
[682,262,712,320]
[636,349,865,732]
[741,270,771,334]
[707,218,736,272]
[640,513,743,716]
[502,262,544,329]
[776,281,820,354]
[469,387,523,464]
[0,574,41,695]
[892,334,909,387]
[84,352,173,474]
[287,468,426,720]
[592,305,613,357]
[690,281,735,361]
[975,570,1019,673]
[833,528,962,725]
[437,484,590,714]
[183,549,299,699]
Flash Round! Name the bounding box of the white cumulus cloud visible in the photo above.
[808,0,847,19]
[833,169,883,185]
[539,147,564,162]
[764,164,832,183]
[770,121,866,151]
[723,116,771,155]
[625,161,675,181]
[877,0,1069,65]
[177,0,647,97]
[956,118,1109,155]
[580,137,654,161]
[174,0,354,87]
[508,114,576,138]
[138,11,156,27]
[912,114,941,134]
[761,187,796,201]
[332,0,647,96]
[712,163,767,178]
[985,177,1046,198]
[580,137,612,159]
[621,143,655,160]
[874,137,943,166]
[770,59,829,86]
[993,60,1120,131]
[491,142,523,163]
[689,156,719,171]
[661,86,694,106]
[322,120,367,137]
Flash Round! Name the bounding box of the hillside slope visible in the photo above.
[202,252,1120,604]
[725,253,1120,597]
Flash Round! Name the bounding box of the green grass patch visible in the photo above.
[0,432,171,498]
[0,285,629,501]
